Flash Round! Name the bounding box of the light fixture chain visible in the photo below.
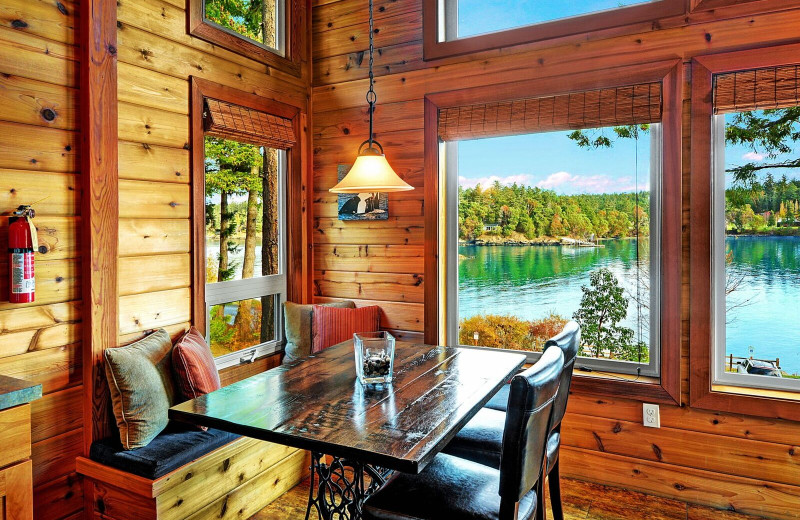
[367,0,376,147]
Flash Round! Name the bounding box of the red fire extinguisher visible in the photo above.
[8,205,37,304]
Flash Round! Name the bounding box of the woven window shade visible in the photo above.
[438,83,662,141]
[204,98,296,149]
[714,65,800,114]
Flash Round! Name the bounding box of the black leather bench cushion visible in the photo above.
[90,424,239,480]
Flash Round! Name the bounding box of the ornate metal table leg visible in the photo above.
[305,452,391,520]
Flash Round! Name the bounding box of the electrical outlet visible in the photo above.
[643,403,660,428]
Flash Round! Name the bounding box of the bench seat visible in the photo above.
[89,425,239,480]
[77,435,308,520]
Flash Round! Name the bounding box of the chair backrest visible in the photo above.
[498,345,563,504]
[546,321,581,433]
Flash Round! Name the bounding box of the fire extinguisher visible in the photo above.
[8,205,37,304]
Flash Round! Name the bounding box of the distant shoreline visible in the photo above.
[458,235,633,247]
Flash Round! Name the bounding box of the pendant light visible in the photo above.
[329,0,413,194]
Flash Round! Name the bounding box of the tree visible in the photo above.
[573,268,645,361]
[205,0,276,46]
[725,107,800,186]
[204,137,263,282]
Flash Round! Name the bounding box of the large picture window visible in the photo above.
[711,67,800,392]
[444,127,661,376]
[440,84,664,376]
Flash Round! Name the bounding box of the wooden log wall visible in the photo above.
[1,0,309,518]
[113,0,309,344]
[0,0,83,517]
[311,1,800,518]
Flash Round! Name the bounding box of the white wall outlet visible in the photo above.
[643,403,660,428]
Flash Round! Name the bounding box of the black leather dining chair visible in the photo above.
[442,321,580,520]
[362,346,564,520]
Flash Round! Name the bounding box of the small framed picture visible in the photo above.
[336,164,389,221]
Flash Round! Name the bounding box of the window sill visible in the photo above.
[711,384,800,402]
[571,372,676,405]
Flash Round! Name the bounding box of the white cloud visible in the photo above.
[742,151,766,162]
[535,171,646,194]
[458,174,533,189]
[459,171,648,194]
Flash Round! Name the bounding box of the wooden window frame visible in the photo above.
[690,0,800,14]
[689,43,800,420]
[188,0,305,77]
[424,59,683,404]
[422,0,687,61]
[190,78,309,358]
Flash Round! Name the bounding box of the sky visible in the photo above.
[457,0,652,38]
[457,129,653,195]
[457,113,800,195]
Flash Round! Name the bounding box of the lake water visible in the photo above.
[458,236,800,375]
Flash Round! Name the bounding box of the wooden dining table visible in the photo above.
[169,340,526,520]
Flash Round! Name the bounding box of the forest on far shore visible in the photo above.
[459,174,800,242]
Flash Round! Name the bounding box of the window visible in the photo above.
[690,45,800,419]
[424,0,684,60]
[191,83,300,369]
[203,0,283,56]
[189,0,302,76]
[440,84,663,376]
[710,67,800,392]
[442,0,652,40]
[204,136,286,364]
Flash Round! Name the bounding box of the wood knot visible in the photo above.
[612,422,622,434]
[108,44,117,56]
[57,2,68,15]
[55,276,64,283]
[652,444,663,461]
[11,20,28,29]
[38,245,48,254]
[704,33,712,42]
[674,483,686,491]
[41,108,57,121]
[342,127,350,135]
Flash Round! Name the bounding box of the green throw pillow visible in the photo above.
[104,328,176,449]
[283,301,355,363]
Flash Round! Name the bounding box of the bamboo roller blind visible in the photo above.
[438,82,662,141]
[204,98,296,149]
[714,65,800,114]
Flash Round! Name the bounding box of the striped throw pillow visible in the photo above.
[312,305,381,353]
[172,327,222,401]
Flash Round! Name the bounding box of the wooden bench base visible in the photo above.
[77,437,309,520]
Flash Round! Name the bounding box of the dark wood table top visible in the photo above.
[169,341,525,473]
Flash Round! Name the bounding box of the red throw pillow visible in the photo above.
[312,305,380,353]
[172,327,222,401]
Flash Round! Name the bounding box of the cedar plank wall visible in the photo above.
[311,1,800,518]
[113,0,309,352]
[0,0,84,518]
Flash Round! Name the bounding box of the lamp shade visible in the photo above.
[330,152,413,193]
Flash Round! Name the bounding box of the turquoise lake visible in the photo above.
[458,236,800,375]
